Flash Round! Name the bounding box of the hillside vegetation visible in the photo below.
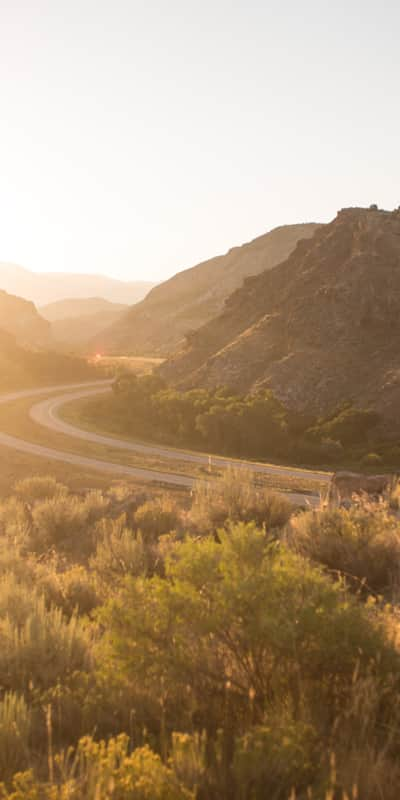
[79,373,400,471]
[162,207,400,429]
[0,471,399,798]
[94,223,321,356]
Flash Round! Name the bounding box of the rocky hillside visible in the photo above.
[0,290,51,348]
[94,223,321,356]
[161,207,400,427]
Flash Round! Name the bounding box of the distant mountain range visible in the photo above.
[93,223,321,356]
[40,297,128,322]
[0,263,154,307]
[40,297,128,352]
[161,206,400,427]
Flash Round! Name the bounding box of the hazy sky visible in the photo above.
[0,0,399,282]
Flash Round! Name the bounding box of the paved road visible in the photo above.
[0,381,330,503]
[0,381,192,488]
[31,386,331,484]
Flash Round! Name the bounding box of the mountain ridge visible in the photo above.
[93,222,322,356]
[161,206,400,427]
[0,263,154,307]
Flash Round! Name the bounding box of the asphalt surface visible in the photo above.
[0,381,192,487]
[0,381,330,503]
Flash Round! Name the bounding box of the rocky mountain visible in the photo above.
[0,263,154,307]
[0,290,51,348]
[93,223,321,356]
[161,207,400,428]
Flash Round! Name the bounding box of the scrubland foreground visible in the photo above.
[0,470,400,798]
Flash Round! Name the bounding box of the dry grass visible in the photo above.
[91,355,165,374]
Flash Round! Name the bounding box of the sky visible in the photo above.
[0,0,399,283]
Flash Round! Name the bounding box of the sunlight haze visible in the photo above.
[0,0,398,281]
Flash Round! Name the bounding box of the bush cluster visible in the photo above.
[82,374,400,469]
[0,472,399,798]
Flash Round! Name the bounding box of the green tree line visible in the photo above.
[84,373,400,469]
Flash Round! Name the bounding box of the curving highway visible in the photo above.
[0,381,330,502]
[0,381,192,487]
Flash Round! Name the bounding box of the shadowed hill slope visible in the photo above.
[93,223,321,356]
[0,290,51,348]
[161,207,400,427]
[0,329,96,391]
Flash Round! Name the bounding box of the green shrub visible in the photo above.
[57,566,100,617]
[134,498,181,541]
[13,476,68,503]
[0,553,83,618]
[67,734,194,799]
[38,670,131,753]
[0,692,31,781]
[169,732,207,793]
[100,523,397,735]
[190,468,292,533]
[0,574,36,628]
[0,735,194,799]
[310,406,380,446]
[0,578,91,692]
[0,499,31,548]
[0,547,37,585]
[91,516,148,587]
[328,674,400,800]
[290,506,400,598]
[30,491,109,559]
[232,718,317,799]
